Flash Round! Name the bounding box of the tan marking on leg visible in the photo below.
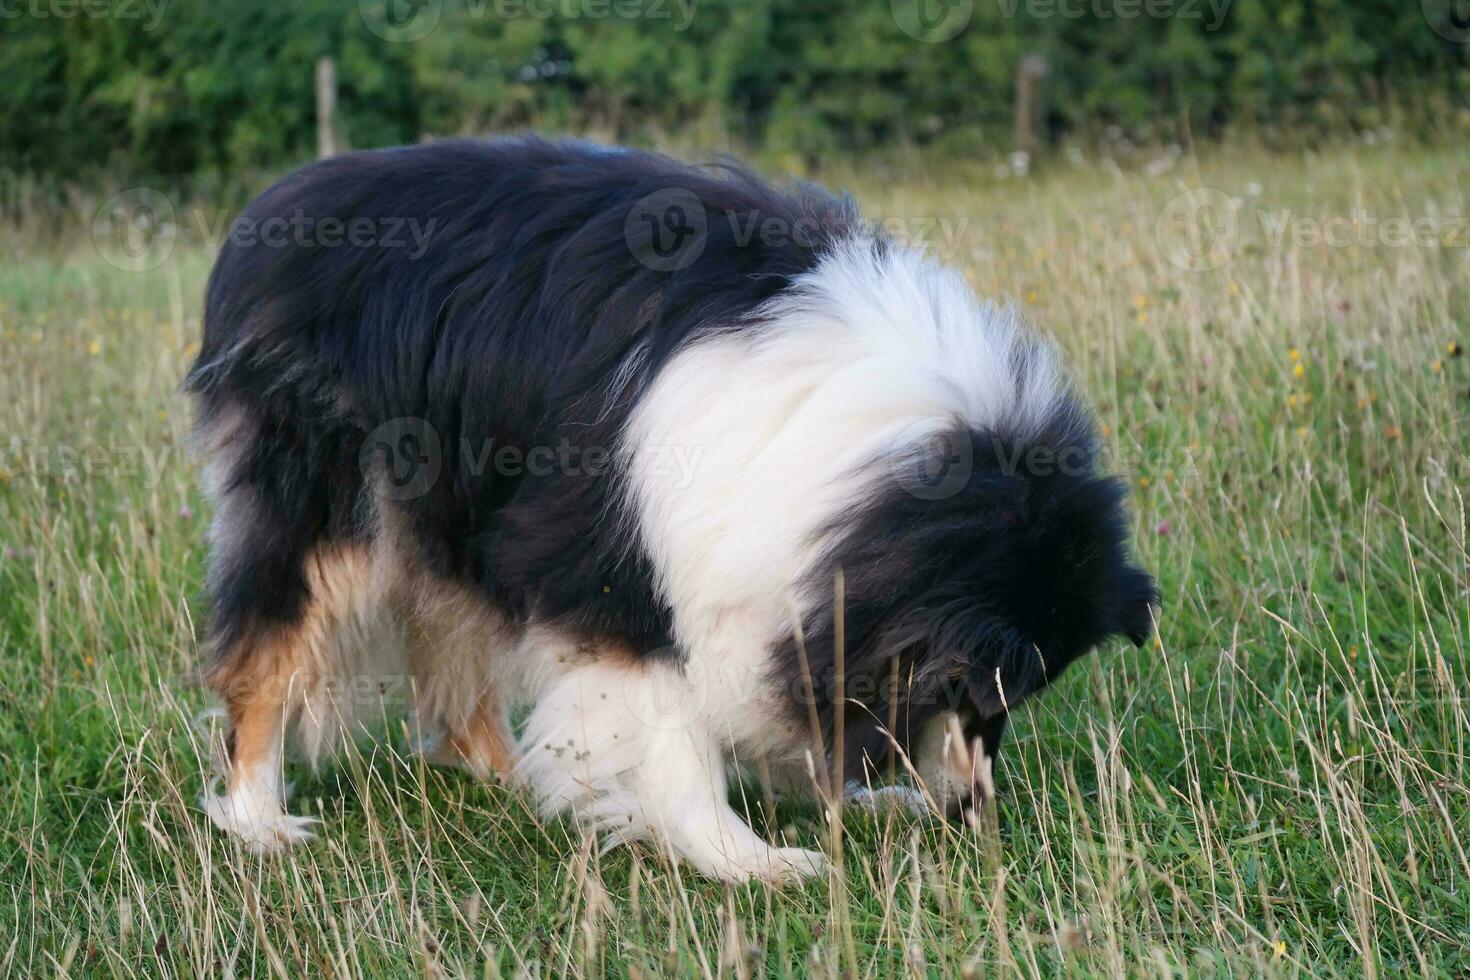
[404,578,521,779]
[428,696,517,779]
[203,544,375,850]
[203,624,319,851]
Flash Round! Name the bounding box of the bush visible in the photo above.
[1,0,1465,178]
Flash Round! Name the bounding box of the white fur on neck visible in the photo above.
[621,238,1064,751]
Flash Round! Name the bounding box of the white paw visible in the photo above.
[768,846,830,883]
[698,843,830,884]
[202,787,320,854]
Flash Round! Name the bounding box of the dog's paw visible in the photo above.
[844,782,932,815]
[696,843,830,885]
[411,731,467,770]
[202,789,320,854]
[766,846,830,883]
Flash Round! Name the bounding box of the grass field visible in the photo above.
[2,140,1468,976]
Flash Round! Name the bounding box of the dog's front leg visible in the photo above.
[516,657,828,884]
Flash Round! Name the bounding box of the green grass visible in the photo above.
[2,140,1468,976]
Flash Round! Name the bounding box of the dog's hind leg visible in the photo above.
[404,580,520,780]
[201,543,377,852]
[203,630,320,852]
[415,696,517,780]
[192,393,379,848]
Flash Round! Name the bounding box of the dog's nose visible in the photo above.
[939,713,996,810]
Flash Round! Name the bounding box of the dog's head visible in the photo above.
[797,404,1158,813]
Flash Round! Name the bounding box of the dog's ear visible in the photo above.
[882,602,1046,722]
[964,637,1046,714]
[964,620,1047,719]
[1115,565,1159,647]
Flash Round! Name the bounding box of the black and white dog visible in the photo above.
[188,137,1157,882]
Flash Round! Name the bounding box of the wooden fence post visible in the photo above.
[1014,55,1049,157]
[316,57,339,158]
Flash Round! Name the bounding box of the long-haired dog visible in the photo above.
[187,137,1157,882]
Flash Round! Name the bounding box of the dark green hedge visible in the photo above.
[2,0,1467,177]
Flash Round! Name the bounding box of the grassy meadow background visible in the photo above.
[2,139,1469,975]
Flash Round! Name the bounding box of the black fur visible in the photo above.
[780,403,1159,783]
[188,137,855,663]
